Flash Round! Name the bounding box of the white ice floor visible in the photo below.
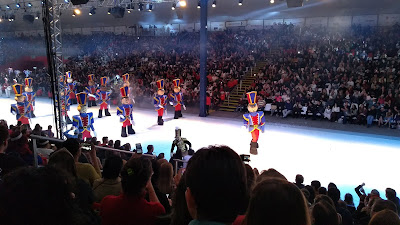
[1,96,400,203]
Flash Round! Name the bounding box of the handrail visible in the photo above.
[30,135,155,168]
[173,159,185,175]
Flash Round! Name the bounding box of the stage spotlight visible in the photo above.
[74,8,81,15]
[197,1,200,8]
[238,0,243,5]
[6,5,10,9]
[148,4,152,11]
[27,3,32,7]
[138,3,143,11]
[127,9,131,13]
[179,0,186,7]
[212,0,216,7]
[107,8,111,14]
[72,12,76,16]
[172,3,176,10]
[64,0,69,2]
[16,4,21,8]
[270,0,274,3]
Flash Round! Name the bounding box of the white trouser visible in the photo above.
[5,89,11,98]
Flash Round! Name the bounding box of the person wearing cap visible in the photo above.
[169,78,186,119]
[243,91,265,155]
[85,74,97,108]
[65,71,77,105]
[96,77,112,118]
[72,92,96,141]
[11,84,32,126]
[23,78,36,118]
[153,79,168,125]
[117,86,135,137]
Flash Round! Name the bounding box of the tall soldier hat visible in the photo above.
[25,78,33,87]
[76,92,88,106]
[173,79,181,88]
[246,91,257,106]
[120,86,129,98]
[13,84,24,97]
[156,79,165,90]
[66,71,72,79]
[88,74,94,82]
[100,77,108,87]
[122,73,129,83]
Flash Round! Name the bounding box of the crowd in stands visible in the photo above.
[1,23,400,128]
[1,118,400,225]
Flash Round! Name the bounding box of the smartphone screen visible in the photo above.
[136,143,142,154]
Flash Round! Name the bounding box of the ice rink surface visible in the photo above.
[1,96,400,203]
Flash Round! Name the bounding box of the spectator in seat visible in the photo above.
[146,145,154,155]
[386,188,400,215]
[100,156,165,225]
[243,178,311,225]
[183,148,194,168]
[157,162,174,195]
[311,180,321,194]
[367,105,377,128]
[45,125,54,138]
[63,138,101,186]
[370,199,398,218]
[357,104,367,125]
[324,105,332,121]
[344,193,356,215]
[0,125,26,179]
[311,199,339,225]
[0,166,90,225]
[328,187,353,225]
[93,156,123,202]
[283,99,293,118]
[185,145,247,225]
[294,174,305,189]
[331,103,340,122]
[48,149,99,224]
[170,172,192,225]
[368,209,400,225]
[293,101,303,118]
[377,107,386,127]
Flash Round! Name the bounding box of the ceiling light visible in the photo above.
[107,8,111,14]
[172,3,176,10]
[138,3,143,11]
[179,0,186,7]
[148,4,152,11]
[6,5,10,9]
[16,4,20,8]
[197,1,200,8]
[27,3,32,7]
[270,0,274,3]
[73,8,81,15]
[212,0,216,7]
[238,0,243,6]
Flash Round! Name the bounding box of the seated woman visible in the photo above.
[242,178,311,225]
[100,156,165,225]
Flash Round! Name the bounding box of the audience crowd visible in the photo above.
[1,23,400,128]
[1,118,400,225]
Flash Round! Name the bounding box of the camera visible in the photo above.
[240,154,250,163]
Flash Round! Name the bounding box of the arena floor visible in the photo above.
[1,96,400,204]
